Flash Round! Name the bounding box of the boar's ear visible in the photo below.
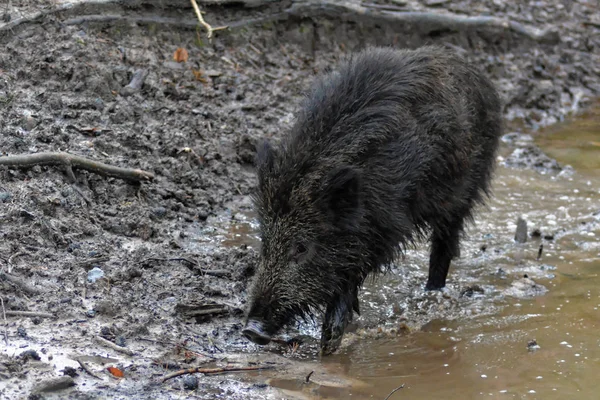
[320,166,363,230]
[255,139,277,173]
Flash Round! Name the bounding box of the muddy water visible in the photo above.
[202,111,600,399]
[535,102,600,174]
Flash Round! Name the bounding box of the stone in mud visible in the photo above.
[515,217,528,243]
[502,145,562,173]
[31,376,75,394]
[503,277,548,298]
[183,374,199,390]
[243,46,503,355]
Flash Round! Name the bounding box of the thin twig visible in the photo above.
[94,335,135,356]
[384,384,405,400]
[77,359,103,380]
[1,298,8,347]
[141,257,231,277]
[190,0,228,39]
[0,152,154,182]
[62,14,199,27]
[161,365,274,383]
[4,310,54,319]
[8,251,27,267]
[138,337,219,360]
[305,370,314,383]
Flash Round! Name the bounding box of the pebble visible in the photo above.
[514,217,528,243]
[17,327,27,338]
[152,207,167,218]
[183,374,199,390]
[0,192,11,202]
[19,349,41,361]
[62,366,79,377]
[32,376,75,394]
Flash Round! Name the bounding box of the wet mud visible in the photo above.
[1,0,599,399]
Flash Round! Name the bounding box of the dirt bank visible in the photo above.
[1,0,599,399]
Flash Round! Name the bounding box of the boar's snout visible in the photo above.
[242,319,272,346]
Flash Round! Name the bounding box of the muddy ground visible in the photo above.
[0,0,599,399]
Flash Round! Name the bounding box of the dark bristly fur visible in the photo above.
[244,45,503,354]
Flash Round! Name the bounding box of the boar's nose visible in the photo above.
[242,320,271,345]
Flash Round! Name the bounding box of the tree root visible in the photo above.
[190,0,227,39]
[0,152,154,182]
[282,1,559,44]
[0,0,560,45]
[160,365,274,383]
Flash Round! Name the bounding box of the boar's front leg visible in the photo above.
[319,291,359,356]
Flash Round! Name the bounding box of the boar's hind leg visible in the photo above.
[425,219,463,291]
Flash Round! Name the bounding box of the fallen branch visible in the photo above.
[94,335,135,356]
[161,365,274,383]
[4,310,55,319]
[384,383,405,400]
[0,152,154,182]
[76,358,103,380]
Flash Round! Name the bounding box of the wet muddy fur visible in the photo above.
[244,45,503,354]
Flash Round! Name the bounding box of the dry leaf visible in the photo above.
[191,69,208,83]
[173,47,189,63]
[107,366,124,378]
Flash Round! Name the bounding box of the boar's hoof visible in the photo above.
[242,320,271,345]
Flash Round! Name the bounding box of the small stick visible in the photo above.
[94,335,135,356]
[161,365,274,383]
[141,257,230,277]
[77,359,103,380]
[1,298,8,346]
[138,337,219,360]
[537,244,543,260]
[8,251,27,267]
[4,310,54,319]
[305,370,314,383]
[384,384,405,400]
[190,0,228,39]
[0,152,154,182]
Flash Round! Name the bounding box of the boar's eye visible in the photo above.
[290,241,310,263]
[296,243,307,255]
